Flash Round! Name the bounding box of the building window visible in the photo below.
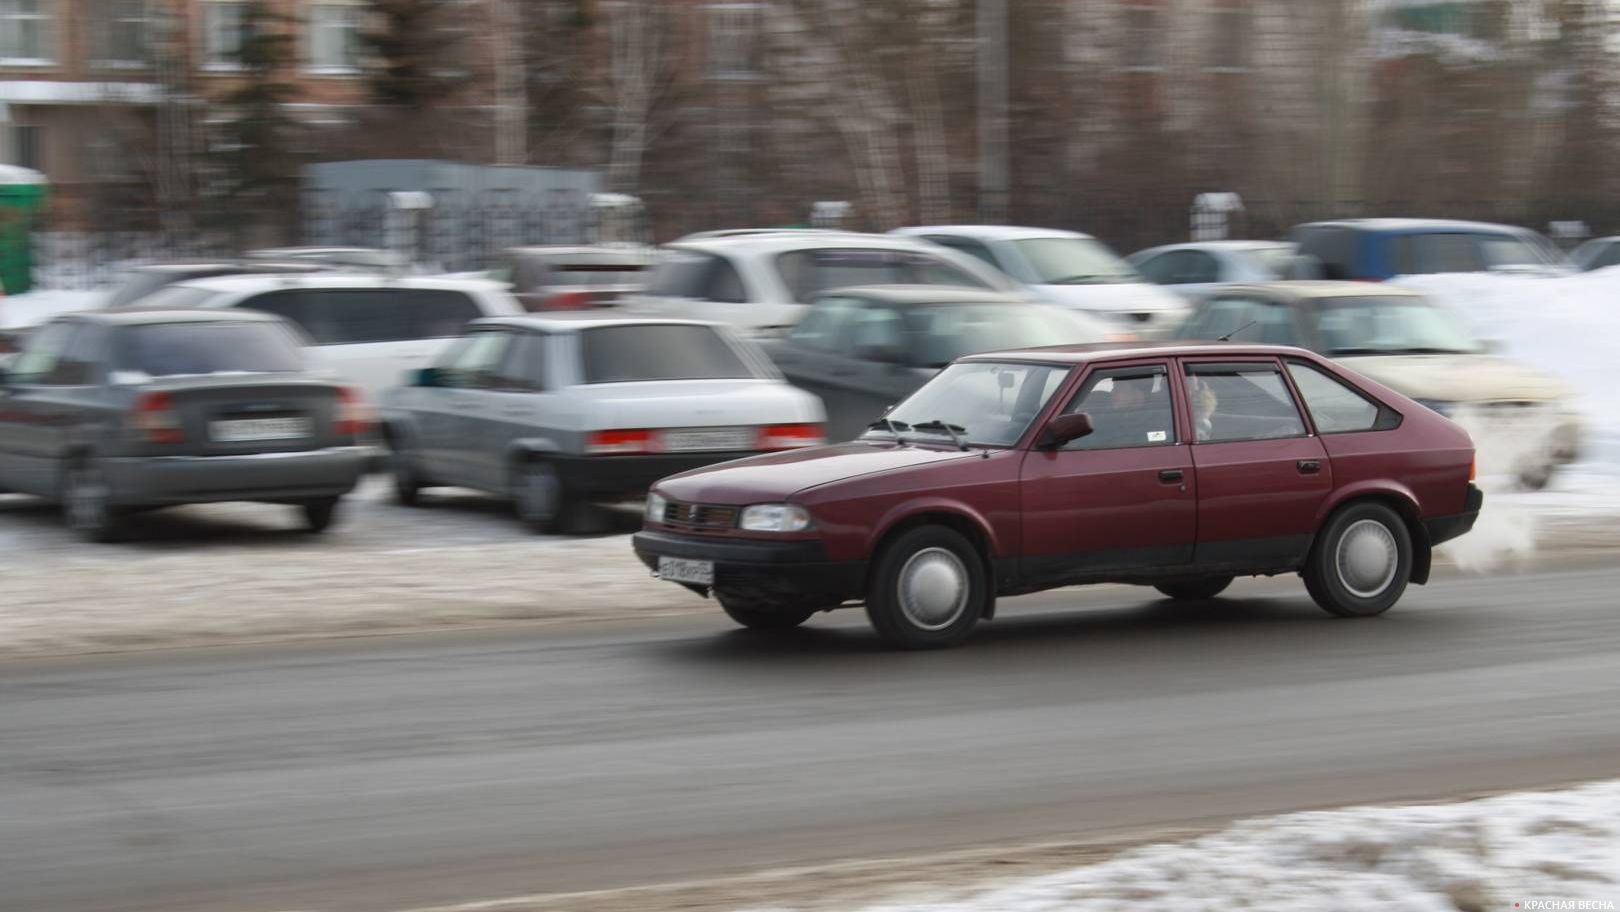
[6,124,41,170]
[0,0,55,64]
[1123,4,1162,71]
[706,2,759,80]
[1209,5,1251,72]
[91,0,155,69]
[308,1,361,73]
[203,1,248,70]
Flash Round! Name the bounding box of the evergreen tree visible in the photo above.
[210,0,300,236]
[360,0,467,109]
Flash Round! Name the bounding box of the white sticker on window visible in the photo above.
[1147,430,1167,442]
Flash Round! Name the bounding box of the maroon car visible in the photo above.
[633,342,1482,649]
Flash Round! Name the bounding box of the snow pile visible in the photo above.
[839,781,1620,912]
[0,288,103,330]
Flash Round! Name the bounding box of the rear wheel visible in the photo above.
[390,440,426,507]
[1154,576,1233,601]
[716,590,817,630]
[62,459,125,543]
[864,526,987,650]
[513,460,576,534]
[1516,461,1555,491]
[1304,502,1412,618]
[301,497,341,533]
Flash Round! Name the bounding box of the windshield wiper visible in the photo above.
[867,417,910,445]
[911,419,969,451]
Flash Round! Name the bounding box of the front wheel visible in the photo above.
[1154,576,1233,601]
[864,526,987,650]
[62,460,125,543]
[716,591,817,630]
[301,497,341,533]
[1304,502,1412,618]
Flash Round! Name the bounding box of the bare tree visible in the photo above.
[600,0,673,194]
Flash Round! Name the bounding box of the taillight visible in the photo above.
[544,290,595,311]
[756,423,825,451]
[336,387,373,437]
[132,391,184,444]
[1469,456,1477,482]
[586,429,660,455]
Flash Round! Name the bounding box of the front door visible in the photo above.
[1181,358,1333,568]
[1019,362,1196,585]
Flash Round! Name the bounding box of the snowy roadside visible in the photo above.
[395,780,1620,912]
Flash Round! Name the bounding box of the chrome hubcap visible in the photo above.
[67,468,109,531]
[520,465,559,522]
[1337,519,1398,598]
[897,547,969,631]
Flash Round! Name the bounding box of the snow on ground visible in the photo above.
[0,288,103,329]
[809,780,1620,912]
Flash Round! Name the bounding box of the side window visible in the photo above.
[927,236,1001,271]
[703,259,747,304]
[1409,233,1486,274]
[9,322,77,384]
[1597,245,1620,270]
[407,290,483,339]
[1161,250,1219,284]
[493,333,546,391]
[439,332,512,389]
[239,291,325,341]
[786,296,863,352]
[1184,361,1307,443]
[1183,297,1298,345]
[1135,253,1172,284]
[904,253,988,289]
[44,325,105,385]
[1293,227,1356,280]
[846,305,903,355]
[1060,364,1177,450]
[1286,361,1383,433]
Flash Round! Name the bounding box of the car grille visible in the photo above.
[662,502,738,532]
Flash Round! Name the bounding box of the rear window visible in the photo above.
[776,248,989,303]
[579,324,755,383]
[239,288,483,344]
[645,251,745,302]
[118,322,305,376]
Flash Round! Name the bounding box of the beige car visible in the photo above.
[1176,281,1583,489]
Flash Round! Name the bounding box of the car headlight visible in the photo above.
[739,503,813,532]
[645,491,667,523]
[1414,398,1457,417]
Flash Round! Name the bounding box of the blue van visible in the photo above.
[1289,219,1569,281]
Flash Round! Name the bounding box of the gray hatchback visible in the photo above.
[0,309,369,541]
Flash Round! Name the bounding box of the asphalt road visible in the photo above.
[5,568,1620,912]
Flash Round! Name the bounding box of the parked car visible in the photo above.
[634,341,1481,648]
[497,245,654,311]
[764,286,1120,441]
[625,232,1023,336]
[378,316,825,533]
[125,274,524,397]
[102,260,327,309]
[1569,236,1620,272]
[891,225,1190,334]
[1128,241,1299,298]
[1288,219,1570,281]
[1173,281,1582,489]
[0,308,369,541]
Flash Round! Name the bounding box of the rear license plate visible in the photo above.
[662,428,754,452]
[658,556,715,586]
[210,417,312,443]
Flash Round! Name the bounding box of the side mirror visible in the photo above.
[413,367,442,387]
[858,343,907,366]
[1038,412,1094,449]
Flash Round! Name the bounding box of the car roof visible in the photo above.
[167,273,511,294]
[1295,218,1537,235]
[893,224,1097,242]
[1203,280,1424,301]
[471,314,723,333]
[1134,240,1294,256]
[959,340,1319,365]
[812,285,1034,306]
[666,232,953,255]
[63,307,286,326]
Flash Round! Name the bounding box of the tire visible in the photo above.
[61,459,125,543]
[864,525,988,650]
[1516,462,1555,491]
[391,444,425,507]
[1303,502,1412,618]
[716,590,817,630]
[513,459,575,535]
[301,497,341,533]
[1154,576,1233,601]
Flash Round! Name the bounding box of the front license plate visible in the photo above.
[662,428,754,452]
[210,417,312,443]
[658,556,715,586]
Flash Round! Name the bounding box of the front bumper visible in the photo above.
[104,446,368,506]
[556,451,762,500]
[1424,483,1484,546]
[632,529,867,601]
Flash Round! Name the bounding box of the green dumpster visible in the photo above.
[0,164,48,296]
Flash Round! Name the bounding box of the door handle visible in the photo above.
[1158,469,1184,483]
[1297,459,1322,474]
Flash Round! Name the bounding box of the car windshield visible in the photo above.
[1317,296,1482,355]
[1012,237,1142,285]
[580,324,756,383]
[120,322,306,376]
[1481,234,1565,268]
[905,303,1110,368]
[867,360,1070,447]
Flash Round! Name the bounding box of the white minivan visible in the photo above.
[129,275,524,397]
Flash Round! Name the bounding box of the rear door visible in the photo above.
[421,330,515,487]
[463,331,557,491]
[1181,357,1332,569]
[1019,361,1195,583]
